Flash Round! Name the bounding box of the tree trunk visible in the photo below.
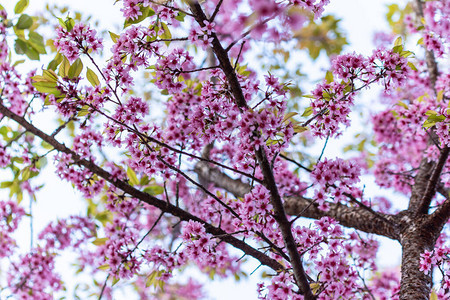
[400,217,435,300]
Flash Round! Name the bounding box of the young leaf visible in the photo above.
[14,0,29,14]
[92,237,108,246]
[32,81,59,94]
[97,264,110,270]
[68,58,83,79]
[28,31,46,54]
[109,31,120,43]
[301,107,313,117]
[58,56,70,77]
[127,167,139,186]
[86,68,100,87]
[16,14,33,29]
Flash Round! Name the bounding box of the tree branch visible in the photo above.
[194,161,400,240]
[416,147,450,215]
[0,102,285,274]
[189,2,314,297]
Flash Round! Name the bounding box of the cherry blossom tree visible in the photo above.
[0,0,449,299]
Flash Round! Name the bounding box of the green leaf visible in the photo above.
[400,50,414,58]
[57,18,67,30]
[112,277,120,286]
[92,237,108,246]
[25,46,39,60]
[14,38,28,54]
[95,211,112,225]
[13,59,25,67]
[392,45,403,53]
[407,62,417,71]
[86,68,100,87]
[127,167,139,186]
[68,58,83,79]
[21,167,31,181]
[48,53,63,70]
[42,69,58,82]
[396,101,408,109]
[32,81,60,94]
[301,107,313,117]
[0,181,13,188]
[77,105,90,117]
[293,125,308,133]
[160,22,172,40]
[58,56,70,77]
[436,90,444,102]
[65,18,75,32]
[143,185,164,196]
[14,0,29,14]
[175,12,186,22]
[98,264,110,270]
[109,31,120,43]
[283,112,298,122]
[394,36,402,46]
[16,14,33,29]
[28,31,46,54]
[325,71,334,83]
[426,115,445,122]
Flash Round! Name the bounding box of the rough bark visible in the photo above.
[195,160,400,240]
[399,214,437,300]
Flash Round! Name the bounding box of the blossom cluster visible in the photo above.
[419,234,450,299]
[310,157,361,210]
[54,23,103,62]
[258,217,380,299]
[54,152,105,198]
[0,201,25,258]
[405,0,449,57]
[310,48,409,137]
[7,215,95,299]
[181,220,239,275]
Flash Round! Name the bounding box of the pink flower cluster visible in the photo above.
[419,234,450,298]
[154,48,194,93]
[258,217,380,299]
[310,49,409,137]
[181,220,239,275]
[368,269,400,300]
[121,0,150,20]
[311,158,361,210]
[54,152,105,197]
[422,1,449,57]
[0,62,29,115]
[54,23,103,62]
[0,201,25,258]
[73,127,103,158]
[0,9,8,61]
[8,249,63,300]
[38,216,95,251]
[0,146,11,167]
[232,185,276,234]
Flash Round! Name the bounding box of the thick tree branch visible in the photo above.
[416,147,450,215]
[0,102,285,274]
[195,161,400,240]
[189,2,314,298]
[413,0,439,90]
[398,2,443,299]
